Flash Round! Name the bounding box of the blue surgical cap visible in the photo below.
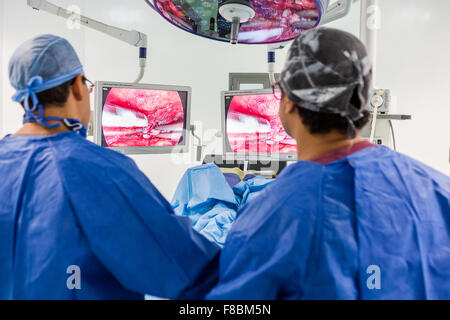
[8,34,84,128]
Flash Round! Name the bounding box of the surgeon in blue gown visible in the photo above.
[207,28,450,300]
[0,35,219,300]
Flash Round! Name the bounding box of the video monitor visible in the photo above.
[221,89,298,161]
[94,82,191,154]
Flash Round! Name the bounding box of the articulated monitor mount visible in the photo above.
[27,0,148,83]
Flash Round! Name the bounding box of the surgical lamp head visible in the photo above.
[219,0,255,44]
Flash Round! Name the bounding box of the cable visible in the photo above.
[268,49,276,86]
[369,105,378,143]
[134,47,148,83]
[389,120,397,151]
[190,125,203,162]
[189,125,202,146]
[134,67,145,83]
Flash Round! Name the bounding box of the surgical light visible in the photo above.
[147,0,330,45]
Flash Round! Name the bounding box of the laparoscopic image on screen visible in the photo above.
[100,87,188,148]
[225,93,298,154]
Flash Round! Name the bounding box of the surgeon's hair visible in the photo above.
[296,107,371,135]
[21,77,76,109]
[281,88,370,135]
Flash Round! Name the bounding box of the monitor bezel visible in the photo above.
[94,81,191,155]
[221,89,298,162]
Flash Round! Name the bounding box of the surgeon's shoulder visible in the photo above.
[353,146,450,187]
[392,148,450,189]
[230,161,324,234]
[259,161,325,202]
[50,132,139,173]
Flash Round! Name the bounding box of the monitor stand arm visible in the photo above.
[27,0,148,84]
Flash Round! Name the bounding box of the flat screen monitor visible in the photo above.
[94,82,191,154]
[221,89,298,161]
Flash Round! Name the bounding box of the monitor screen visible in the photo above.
[95,82,190,154]
[223,91,298,155]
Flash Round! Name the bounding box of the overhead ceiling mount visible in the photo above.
[219,0,255,44]
[219,0,255,23]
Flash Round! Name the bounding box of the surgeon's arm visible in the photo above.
[63,156,220,299]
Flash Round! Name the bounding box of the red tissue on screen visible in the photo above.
[227,94,298,154]
[102,88,184,148]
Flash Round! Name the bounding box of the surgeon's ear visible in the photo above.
[71,74,85,101]
[282,96,297,114]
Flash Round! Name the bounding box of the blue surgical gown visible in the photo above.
[172,164,273,247]
[0,132,219,300]
[207,146,450,300]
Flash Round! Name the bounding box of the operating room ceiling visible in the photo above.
[148,0,330,44]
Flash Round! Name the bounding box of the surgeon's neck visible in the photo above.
[295,127,362,162]
[15,105,71,136]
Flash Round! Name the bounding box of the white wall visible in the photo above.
[0,0,448,200]
[376,0,450,176]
